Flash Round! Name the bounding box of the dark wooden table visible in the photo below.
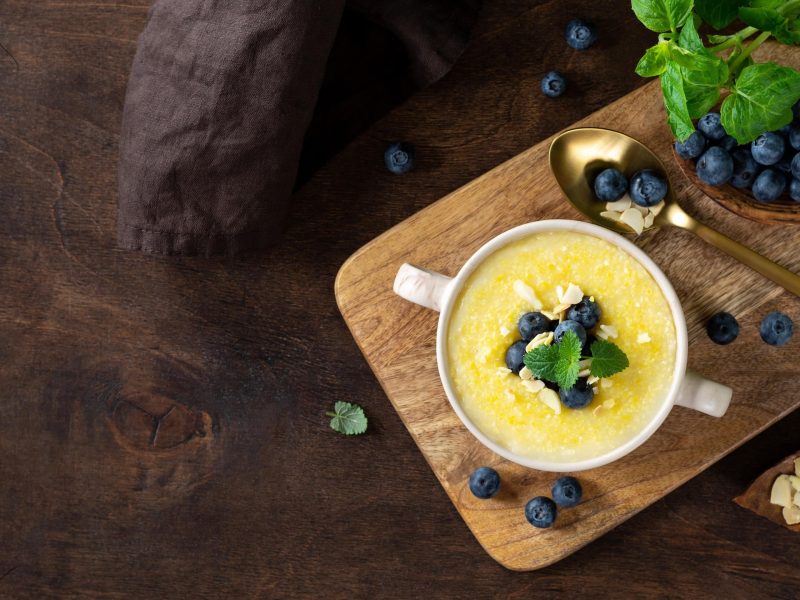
[1,1,798,598]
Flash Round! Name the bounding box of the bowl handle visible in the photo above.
[674,370,732,417]
[393,263,453,312]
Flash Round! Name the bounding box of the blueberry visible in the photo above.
[696,146,734,186]
[716,135,738,152]
[674,131,706,159]
[554,320,587,346]
[697,112,726,141]
[775,155,793,174]
[706,312,739,345]
[629,169,668,206]
[792,153,800,180]
[565,18,597,50]
[751,132,785,166]
[788,126,800,151]
[525,496,557,528]
[751,169,786,203]
[567,296,601,329]
[468,467,501,499]
[505,340,529,373]
[791,178,800,202]
[593,168,628,201]
[794,100,800,120]
[559,377,594,409]
[582,333,597,357]
[552,476,583,507]
[730,147,759,189]
[384,142,415,174]
[518,312,554,341]
[541,71,567,98]
[760,311,794,346]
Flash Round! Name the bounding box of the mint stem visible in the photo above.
[730,31,772,74]
[325,412,337,417]
[709,26,758,53]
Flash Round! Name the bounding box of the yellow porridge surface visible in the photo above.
[447,231,677,462]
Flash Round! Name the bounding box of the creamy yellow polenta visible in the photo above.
[447,231,676,462]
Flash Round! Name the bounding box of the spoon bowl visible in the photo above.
[548,127,800,297]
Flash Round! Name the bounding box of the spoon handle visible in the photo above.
[676,214,800,297]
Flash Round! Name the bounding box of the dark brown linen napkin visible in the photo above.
[117,0,479,256]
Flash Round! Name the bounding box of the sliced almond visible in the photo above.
[795,457,800,477]
[599,324,618,339]
[637,332,651,344]
[600,379,613,388]
[605,197,631,212]
[500,325,510,336]
[632,204,649,216]
[525,331,554,352]
[578,358,592,369]
[789,475,800,491]
[562,283,584,305]
[620,207,644,235]
[771,474,793,507]
[783,504,800,525]
[578,368,591,378]
[556,285,565,303]
[644,212,655,229]
[552,302,571,315]
[522,379,545,394]
[794,490,800,508]
[602,399,615,409]
[650,201,666,216]
[600,210,622,222]
[587,375,600,385]
[593,405,603,417]
[513,280,543,310]
[496,367,512,375]
[538,387,561,415]
[519,366,533,380]
[540,310,558,320]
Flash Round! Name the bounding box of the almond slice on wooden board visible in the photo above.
[735,452,800,533]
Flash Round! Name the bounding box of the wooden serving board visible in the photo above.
[336,43,800,571]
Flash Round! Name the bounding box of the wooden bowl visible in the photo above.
[672,148,800,225]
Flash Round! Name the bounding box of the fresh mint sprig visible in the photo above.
[633,0,800,144]
[327,401,368,435]
[523,330,629,390]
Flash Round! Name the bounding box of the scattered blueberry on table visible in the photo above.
[552,476,583,507]
[384,142,416,174]
[468,467,501,499]
[564,19,597,50]
[760,312,794,347]
[629,169,668,206]
[541,71,567,98]
[559,377,594,409]
[525,496,557,528]
[593,168,628,201]
[706,312,739,345]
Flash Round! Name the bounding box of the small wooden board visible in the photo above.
[735,452,800,533]
[335,44,800,570]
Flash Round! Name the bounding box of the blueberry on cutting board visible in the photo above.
[552,476,583,507]
[760,312,793,346]
[525,496,557,528]
[706,312,739,345]
[468,467,501,499]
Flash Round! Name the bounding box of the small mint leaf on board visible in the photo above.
[721,62,800,143]
[636,42,670,77]
[523,343,559,382]
[555,330,582,390]
[589,339,630,379]
[632,0,693,33]
[327,401,368,435]
[695,0,746,30]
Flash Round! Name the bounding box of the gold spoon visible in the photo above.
[549,127,800,297]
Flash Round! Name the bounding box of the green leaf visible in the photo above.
[677,15,707,53]
[327,401,368,435]
[694,0,746,29]
[523,343,559,382]
[632,0,694,32]
[739,7,800,44]
[589,340,630,379]
[555,331,582,390]
[636,42,670,77]
[721,62,800,143]
[660,62,696,141]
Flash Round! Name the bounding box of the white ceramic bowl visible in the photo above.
[394,219,731,472]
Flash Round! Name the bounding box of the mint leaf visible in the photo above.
[636,42,670,77]
[589,340,630,379]
[675,19,728,118]
[660,62,695,141]
[721,63,800,143]
[523,343,559,382]
[327,401,368,435]
[738,7,800,44]
[555,331,582,390]
[676,16,707,53]
[695,0,746,29]
[632,0,693,33]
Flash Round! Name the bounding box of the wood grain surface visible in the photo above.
[335,42,800,571]
[1,0,799,597]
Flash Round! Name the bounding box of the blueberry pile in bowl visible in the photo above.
[675,103,800,205]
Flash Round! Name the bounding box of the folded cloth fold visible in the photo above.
[117,0,480,256]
